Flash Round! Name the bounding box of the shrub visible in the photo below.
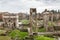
[9,29,28,39]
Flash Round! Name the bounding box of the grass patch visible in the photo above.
[21,19,29,24]
[0,30,6,34]
[0,36,11,40]
[38,28,46,32]
[34,35,54,40]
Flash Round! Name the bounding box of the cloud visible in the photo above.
[0,0,60,13]
[35,0,60,5]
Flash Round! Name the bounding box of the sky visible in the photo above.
[0,0,60,13]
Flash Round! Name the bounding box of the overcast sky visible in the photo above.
[0,0,60,13]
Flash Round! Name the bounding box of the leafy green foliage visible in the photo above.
[21,20,29,24]
[9,29,28,39]
[35,35,54,40]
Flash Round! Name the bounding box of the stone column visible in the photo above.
[29,8,33,35]
[43,14,47,31]
[29,8,37,35]
[51,13,54,32]
[16,15,19,28]
[43,12,49,32]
